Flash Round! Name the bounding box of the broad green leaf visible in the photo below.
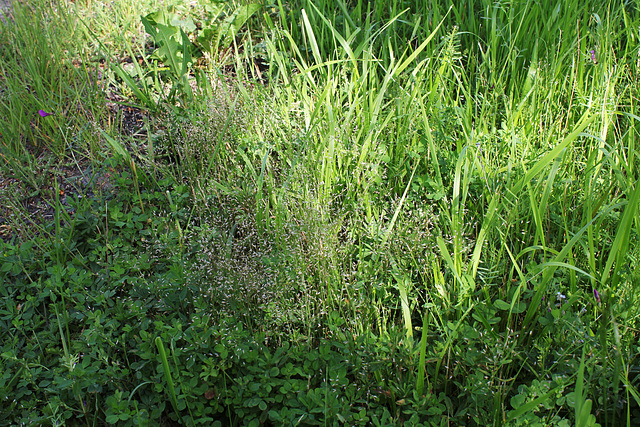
[153,22,183,77]
[198,3,262,52]
[494,299,511,311]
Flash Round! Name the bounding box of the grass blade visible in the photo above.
[155,337,183,423]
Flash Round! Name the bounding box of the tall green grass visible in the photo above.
[250,0,639,422]
[1,0,638,424]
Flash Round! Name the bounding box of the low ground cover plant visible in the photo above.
[1,0,639,425]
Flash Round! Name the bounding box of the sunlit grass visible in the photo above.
[0,0,638,424]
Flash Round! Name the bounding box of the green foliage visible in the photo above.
[140,8,195,102]
[1,0,639,425]
[196,3,262,55]
[0,0,105,159]
[102,1,264,109]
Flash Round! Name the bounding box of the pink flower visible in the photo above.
[38,109,54,117]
